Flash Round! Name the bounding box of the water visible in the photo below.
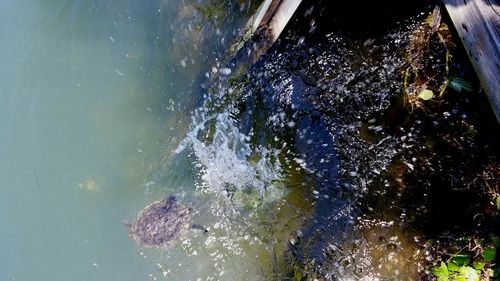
[3,1,490,280]
[212,12,435,278]
[0,0,287,280]
[0,0,412,278]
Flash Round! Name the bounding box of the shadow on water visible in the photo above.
[206,0,499,279]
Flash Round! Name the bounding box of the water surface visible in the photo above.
[0,1,453,280]
[0,1,261,280]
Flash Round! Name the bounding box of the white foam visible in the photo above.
[176,111,281,197]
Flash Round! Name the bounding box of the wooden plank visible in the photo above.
[444,0,500,122]
[228,0,302,71]
[261,0,303,42]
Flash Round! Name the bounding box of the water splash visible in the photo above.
[176,109,282,200]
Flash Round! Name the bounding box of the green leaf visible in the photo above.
[448,261,460,272]
[492,236,500,247]
[458,266,480,281]
[452,255,471,266]
[431,262,449,280]
[483,247,496,262]
[449,77,473,92]
[418,89,434,100]
[472,262,485,270]
[425,13,434,27]
[466,128,478,138]
[496,195,500,210]
[488,268,495,277]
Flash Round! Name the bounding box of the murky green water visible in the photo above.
[0,1,279,280]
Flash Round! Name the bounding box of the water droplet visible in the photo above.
[219,68,231,75]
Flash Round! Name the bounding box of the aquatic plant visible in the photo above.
[402,5,472,111]
[195,0,262,27]
[195,0,228,26]
[428,237,498,281]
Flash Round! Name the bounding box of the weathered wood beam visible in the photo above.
[444,0,500,122]
[257,0,303,43]
[228,0,302,71]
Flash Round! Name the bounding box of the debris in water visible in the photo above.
[114,68,124,77]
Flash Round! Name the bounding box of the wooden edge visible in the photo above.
[226,0,303,75]
[444,0,500,122]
